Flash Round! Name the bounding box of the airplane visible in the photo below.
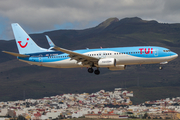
[2,23,178,75]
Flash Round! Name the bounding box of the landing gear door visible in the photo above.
[154,49,158,56]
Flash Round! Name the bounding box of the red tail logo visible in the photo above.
[18,38,29,48]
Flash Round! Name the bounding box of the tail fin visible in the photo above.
[11,23,46,54]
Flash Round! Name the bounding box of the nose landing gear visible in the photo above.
[159,66,163,70]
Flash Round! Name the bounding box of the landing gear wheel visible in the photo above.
[159,66,163,70]
[94,69,100,75]
[88,68,94,73]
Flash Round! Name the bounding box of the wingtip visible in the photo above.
[11,23,19,26]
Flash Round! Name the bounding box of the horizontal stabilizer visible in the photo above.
[2,51,30,58]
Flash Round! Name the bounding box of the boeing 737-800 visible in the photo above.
[2,23,178,75]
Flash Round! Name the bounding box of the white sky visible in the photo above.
[1,0,180,40]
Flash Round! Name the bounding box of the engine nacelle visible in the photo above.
[98,58,116,67]
[109,65,126,71]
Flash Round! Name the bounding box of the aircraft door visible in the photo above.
[39,54,43,62]
[169,51,171,56]
[154,49,158,56]
[98,52,106,58]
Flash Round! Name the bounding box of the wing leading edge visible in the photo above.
[44,35,99,66]
[45,36,98,66]
[53,45,99,66]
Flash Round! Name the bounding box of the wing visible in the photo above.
[53,46,99,66]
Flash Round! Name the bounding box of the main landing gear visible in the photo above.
[88,68,94,73]
[88,68,100,75]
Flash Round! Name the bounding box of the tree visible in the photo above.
[17,115,27,120]
[142,113,148,119]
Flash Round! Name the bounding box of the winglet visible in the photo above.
[45,35,55,47]
[2,51,30,58]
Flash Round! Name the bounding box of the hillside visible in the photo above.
[0,17,180,104]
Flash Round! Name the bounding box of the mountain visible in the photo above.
[0,17,180,104]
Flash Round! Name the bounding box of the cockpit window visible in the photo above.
[163,50,171,52]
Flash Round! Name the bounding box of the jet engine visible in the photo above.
[98,58,116,67]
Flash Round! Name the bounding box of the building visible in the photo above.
[85,114,128,119]
[148,112,180,119]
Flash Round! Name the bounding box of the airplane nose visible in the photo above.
[175,53,178,58]
[172,53,178,59]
